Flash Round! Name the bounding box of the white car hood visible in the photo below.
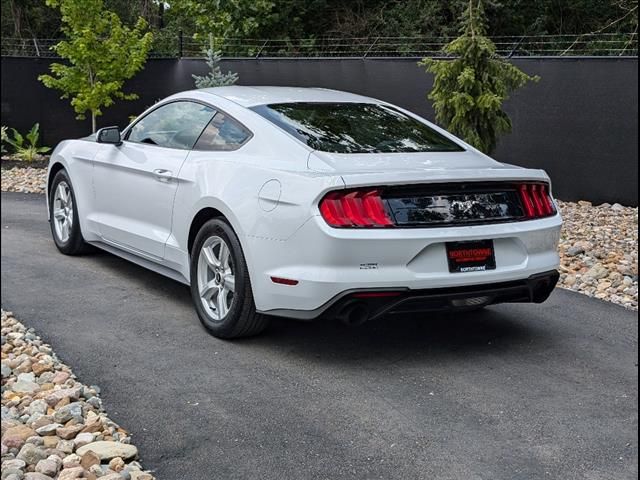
[307,149,551,188]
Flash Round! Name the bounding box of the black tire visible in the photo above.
[190,218,269,338]
[49,169,92,255]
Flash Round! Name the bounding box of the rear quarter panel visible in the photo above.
[167,120,344,283]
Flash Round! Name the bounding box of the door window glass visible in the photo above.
[128,101,215,149]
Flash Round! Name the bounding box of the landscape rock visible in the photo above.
[53,403,83,424]
[2,459,27,470]
[35,424,61,437]
[73,432,94,448]
[27,400,48,416]
[79,450,101,469]
[108,457,126,472]
[60,454,80,468]
[2,425,37,449]
[55,440,74,455]
[0,167,47,194]
[1,311,155,480]
[35,458,60,477]
[31,363,53,376]
[24,474,54,480]
[11,379,40,394]
[16,443,47,465]
[557,200,637,310]
[129,472,153,480]
[76,442,138,461]
[102,474,127,480]
[55,425,84,441]
[43,388,82,408]
[2,470,24,480]
[56,467,84,480]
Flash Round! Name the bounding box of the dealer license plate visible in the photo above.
[446,240,496,273]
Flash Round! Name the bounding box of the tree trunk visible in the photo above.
[158,2,164,29]
[92,112,97,133]
[9,0,23,38]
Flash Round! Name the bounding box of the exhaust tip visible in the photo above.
[336,302,370,327]
[451,296,491,308]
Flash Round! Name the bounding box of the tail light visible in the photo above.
[518,183,556,219]
[319,182,556,228]
[320,189,394,228]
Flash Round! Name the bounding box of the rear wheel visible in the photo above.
[49,169,91,255]
[190,218,269,338]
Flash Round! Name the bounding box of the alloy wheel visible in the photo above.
[197,236,236,321]
[52,181,74,243]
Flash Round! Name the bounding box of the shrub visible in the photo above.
[5,124,51,162]
[1,126,8,154]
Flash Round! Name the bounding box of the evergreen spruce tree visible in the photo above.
[420,0,539,154]
[192,49,239,89]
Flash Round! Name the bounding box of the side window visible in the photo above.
[127,101,215,150]
[193,112,252,151]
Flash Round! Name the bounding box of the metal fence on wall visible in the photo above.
[1,33,638,58]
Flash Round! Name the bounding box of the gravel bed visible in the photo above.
[0,166,637,309]
[1,310,155,480]
[1,167,46,194]
[556,200,638,310]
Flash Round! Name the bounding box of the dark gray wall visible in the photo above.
[1,56,637,205]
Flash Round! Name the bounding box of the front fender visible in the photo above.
[45,140,100,238]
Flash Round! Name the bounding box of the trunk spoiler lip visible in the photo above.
[337,167,551,189]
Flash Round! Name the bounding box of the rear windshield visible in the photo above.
[251,102,464,154]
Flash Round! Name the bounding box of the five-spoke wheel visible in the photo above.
[52,181,74,243]
[197,236,236,321]
[190,218,269,338]
[49,169,90,255]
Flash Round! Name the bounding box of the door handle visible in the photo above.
[153,169,173,182]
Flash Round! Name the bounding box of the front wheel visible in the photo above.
[190,218,269,338]
[49,169,91,255]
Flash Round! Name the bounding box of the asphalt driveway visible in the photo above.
[1,192,638,480]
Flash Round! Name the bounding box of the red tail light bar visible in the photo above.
[319,183,557,228]
[518,183,556,219]
[319,189,394,228]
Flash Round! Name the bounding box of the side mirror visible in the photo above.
[96,126,122,145]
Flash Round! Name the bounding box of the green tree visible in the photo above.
[192,48,239,88]
[171,0,274,40]
[38,0,153,133]
[420,0,539,153]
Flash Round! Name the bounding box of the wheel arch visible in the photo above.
[187,207,227,254]
[47,162,66,196]
[185,203,259,293]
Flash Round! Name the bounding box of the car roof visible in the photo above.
[193,86,380,108]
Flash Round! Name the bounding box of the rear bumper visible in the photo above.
[267,270,559,320]
[249,212,562,315]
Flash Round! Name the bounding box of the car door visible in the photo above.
[92,100,215,260]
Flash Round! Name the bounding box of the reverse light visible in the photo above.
[518,183,556,219]
[319,189,394,228]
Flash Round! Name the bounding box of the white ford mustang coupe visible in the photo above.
[47,86,562,338]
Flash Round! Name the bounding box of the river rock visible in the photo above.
[76,441,138,461]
